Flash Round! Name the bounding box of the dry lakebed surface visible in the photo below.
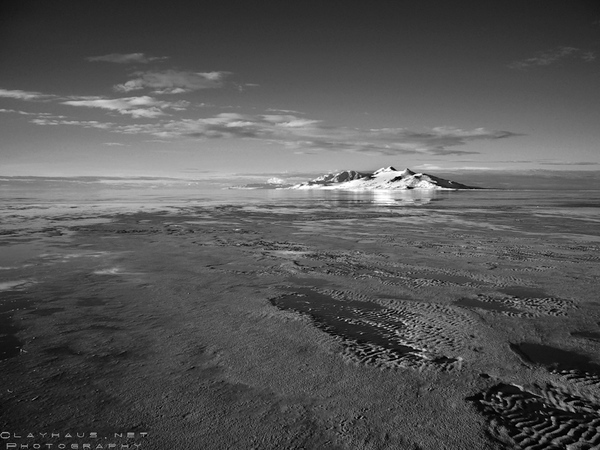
[1,190,600,449]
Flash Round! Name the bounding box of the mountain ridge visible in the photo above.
[290,167,478,190]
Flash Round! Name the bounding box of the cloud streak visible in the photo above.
[0,108,36,115]
[5,81,520,157]
[30,118,115,129]
[31,112,519,156]
[538,161,599,166]
[114,70,232,94]
[86,53,169,64]
[0,89,55,101]
[153,113,518,156]
[509,46,596,69]
[62,96,190,118]
[0,86,191,118]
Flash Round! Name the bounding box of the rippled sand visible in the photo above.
[1,195,599,449]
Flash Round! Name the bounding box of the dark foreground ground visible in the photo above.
[1,201,600,449]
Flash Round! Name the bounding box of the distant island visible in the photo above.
[289,166,479,190]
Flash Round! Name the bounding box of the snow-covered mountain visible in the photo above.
[290,166,478,190]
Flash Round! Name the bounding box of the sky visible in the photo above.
[1,0,599,179]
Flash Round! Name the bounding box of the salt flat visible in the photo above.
[1,187,599,449]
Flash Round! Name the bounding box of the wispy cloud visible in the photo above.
[0,89,54,101]
[1,83,196,119]
[8,79,519,157]
[235,83,260,92]
[151,113,517,156]
[114,70,232,94]
[61,95,190,118]
[538,160,599,166]
[103,142,127,146]
[0,108,36,115]
[34,112,517,156]
[415,164,498,171]
[86,53,169,64]
[509,46,596,69]
[30,118,115,129]
[266,108,304,114]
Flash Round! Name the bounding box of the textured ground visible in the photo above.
[1,200,599,449]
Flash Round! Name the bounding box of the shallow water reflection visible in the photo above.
[271,288,418,357]
[510,342,600,374]
[455,297,521,313]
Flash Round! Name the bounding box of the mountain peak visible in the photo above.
[373,166,397,174]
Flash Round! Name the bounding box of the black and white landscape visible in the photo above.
[1,2,600,450]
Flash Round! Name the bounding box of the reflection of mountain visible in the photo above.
[290,166,478,190]
[370,189,437,205]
